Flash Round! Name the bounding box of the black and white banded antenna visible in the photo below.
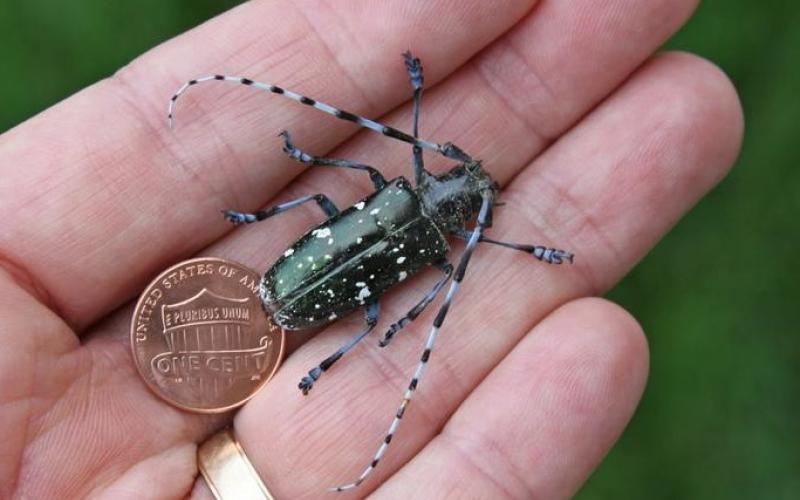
[167,75,472,163]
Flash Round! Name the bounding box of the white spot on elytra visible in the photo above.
[369,274,375,279]
[369,208,380,215]
[315,304,321,309]
[312,227,332,239]
[306,256,314,262]
[324,254,333,260]
[399,271,408,281]
[328,238,334,245]
[356,286,371,302]
[356,237,363,244]
[354,201,365,210]
[356,282,366,287]
[327,289,335,297]
[328,312,338,320]
[297,263,303,268]
[284,248,294,257]
[397,256,406,264]
[358,219,364,224]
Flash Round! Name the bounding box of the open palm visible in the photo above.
[0,1,742,498]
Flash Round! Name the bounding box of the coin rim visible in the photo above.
[130,257,286,414]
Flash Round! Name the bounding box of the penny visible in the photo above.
[131,257,284,413]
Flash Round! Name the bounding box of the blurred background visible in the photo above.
[1,1,797,498]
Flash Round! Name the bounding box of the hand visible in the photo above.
[0,0,742,498]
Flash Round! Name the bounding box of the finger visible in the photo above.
[503,51,744,292]
[191,300,646,499]
[0,271,77,492]
[374,298,648,499]
[0,267,210,498]
[0,0,536,331]
[86,443,198,500]
[229,54,741,498]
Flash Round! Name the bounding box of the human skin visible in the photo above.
[0,0,743,499]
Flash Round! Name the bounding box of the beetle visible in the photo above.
[169,52,573,491]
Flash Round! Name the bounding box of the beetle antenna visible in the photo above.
[167,75,472,163]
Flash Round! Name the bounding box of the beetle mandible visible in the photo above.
[168,52,574,491]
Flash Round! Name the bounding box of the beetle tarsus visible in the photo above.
[530,246,574,265]
[379,323,404,347]
[298,367,322,395]
[279,130,307,162]
[222,209,255,225]
[298,377,314,395]
[403,51,423,91]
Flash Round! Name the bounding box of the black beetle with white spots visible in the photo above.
[169,52,574,492]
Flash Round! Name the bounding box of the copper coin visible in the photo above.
[131,258,284,413]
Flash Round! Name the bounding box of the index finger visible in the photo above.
[0,0,537,331]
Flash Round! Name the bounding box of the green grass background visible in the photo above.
[2,1,797,498]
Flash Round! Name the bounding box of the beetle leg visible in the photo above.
[403,51,433,187]
[298,302,380,395]
[453,229,575,265]
[222,193,339,225]
[332,192,495,492]
[279,130,387,191]
[378,259,452,347]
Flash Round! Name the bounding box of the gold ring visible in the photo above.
[198,428,275,500]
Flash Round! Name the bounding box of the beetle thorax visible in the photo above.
[416,161,497,234]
